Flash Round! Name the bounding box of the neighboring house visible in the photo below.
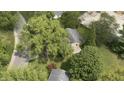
[80,11,123,37]
[48,69,69,81]
[79,11,100,27]
[66,28,84,54]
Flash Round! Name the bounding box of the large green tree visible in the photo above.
[17,14,72,62]
[61,46,103,81]
[107,23,124,59]
[0,12,19,30]
[108,37,124,59]
[92,12,119,45]
[60,11,80,28]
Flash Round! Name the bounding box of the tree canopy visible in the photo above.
[92,12,119,45]
[61,46,103,80]
[20,11,54,21]
[60,11,81,28]
[0,12,19,30]
[17,14,72,62]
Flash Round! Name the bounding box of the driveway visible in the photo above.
[8,12,28,70]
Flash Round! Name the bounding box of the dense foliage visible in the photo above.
[86,24,96,46]
[0,12,19,30]
[17,14,72,62]
[108,37,124,59]
[78,24,96,46]
[20,11,54,21]
[61,46,103,80]
[0,31,14,66]
[0,11,124,81]
[0,63,48,80]
[100,66,124,80]
[92,12,119,45]
[60,11,80,28]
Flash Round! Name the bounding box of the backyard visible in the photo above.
[0,11,124,81]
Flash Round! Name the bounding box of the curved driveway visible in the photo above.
[8,12,28,70]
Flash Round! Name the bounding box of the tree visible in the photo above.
[77,24,96,46]
[20,11,54,21]
[17,14,72,62]
[119,25,124,37]
[106,23,124,59]
[60,11,80,28]
[84,24,96,46]
[92,12,119,45]
[0,12,19,30]
[108,37,124,59]
[61,46,103,81]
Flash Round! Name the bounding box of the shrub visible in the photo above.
[0,63,48,80]
[61,46,103,81]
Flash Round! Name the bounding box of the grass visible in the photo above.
[0,30,14,44]
[98,46,124,73]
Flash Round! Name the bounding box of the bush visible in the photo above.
[61,46,103,80]
[0,63,48,80]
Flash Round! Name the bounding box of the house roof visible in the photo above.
[54,11,64,19]
[66,28,83,44]
[48,69,69,81]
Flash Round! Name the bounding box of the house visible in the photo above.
[79,11,100,26]
[48,69,69,81]
[66,28,84,54]
[80,11,123,37]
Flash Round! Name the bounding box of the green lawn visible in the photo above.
[98,46,124,80]
[99,46,124,70]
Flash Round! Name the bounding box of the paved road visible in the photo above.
[8,12,28,70]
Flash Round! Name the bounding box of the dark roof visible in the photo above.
[66,28,84,44]
[48,69,69,81]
